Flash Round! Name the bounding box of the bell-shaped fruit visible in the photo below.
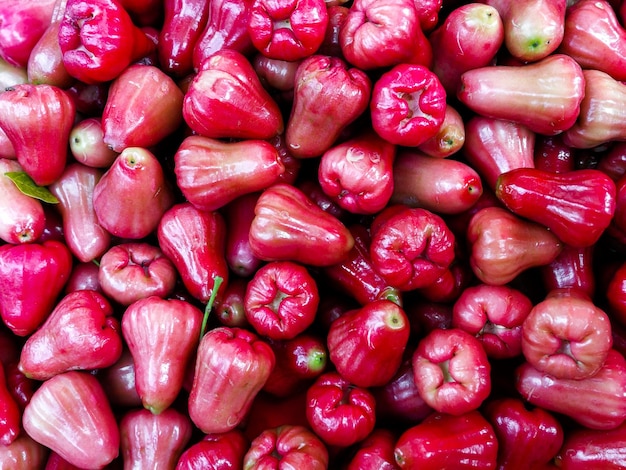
[122,296,203,415]
[0,83,75,186]
[0,240,73,336]
[22,371,120,469]
[18,290,123,381]
[102,64,184,153]
[93,147,175,239]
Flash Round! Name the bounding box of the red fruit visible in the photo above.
[0,83,75,186]
[305,371,377,447]
[188,327,275,434]
[93,147,175,239]
[120,407,193,469]
[18,290,123,381]
[412,328,491,415]
[327,299,409,388]
[22,371,120,469]
[0,240,73,336]
[183,49,284,140]
[0,361,20,446]
[175,429,249,470]
[393,411,498,469]
[102,64,184,152]
[249,183,355,267]
[521,288,613,380]
[244,261,319,340]
[122,296,203,414]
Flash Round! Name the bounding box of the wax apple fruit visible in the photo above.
[22,371,120,469]
[120,407,193,469]
[370,63,447,147]
[244,261,319,340]
[467,206,563,285]
[0,159,45,244]
[248,0,329,61]
[188,327,275,434]
[369,205,456,290]
[412,328,491,415]
[521,288,613,380]
[248,183,355,267]
[457,53,584,135]
[174,135,285,212]
[340,0,432,70]
[0,240,72,336]
[391,149,483,215]
[0,83,75,186]
[183,49,284,140]
[175,429,249,470]
[495,168,616,248]
[98,242,178,306]
[305,371,377,447]
[122,296,203,414]
[285,54,372,159]
[93,147,175,239]
[452,283,533,359]
[318,130,395,214]
[102,64,184,153]
[18,290,123,381]
[48,163,112,263]
[326,299,409,388]
[157,203,229,303]
[58,0,156,84]
[393,411,498,469]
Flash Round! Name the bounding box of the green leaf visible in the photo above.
[4,171,59,204]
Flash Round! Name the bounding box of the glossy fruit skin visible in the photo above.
[188,327,275,434]
[0,83,75,186]
[370,63,447,147]
[120,407,193,470]
[174,135,285,212]
[18,290,123,381]
[516,348,626,430]
[58,0,156,84]
[183,49,284,140]
[0,361,20,446]
[286,55,372,159]
[466,206,563,286]
[0,158,45,244]
[101,64,184,152]
[244,261,319,340]
[248,183,355,267]
[323,223,401,307]
[122,296,203,415]
[175,429,249,470]
[305,371,377,447]
[559,0,626,81]
[248,0,329,61]
[22,371,120,469]
[457,53,585,135]
[159,0,211,77]
[157,203,229,304]
[339,0,432,70]
[369,205,456,291]
[554,420,626,469]
[521,288,613,380]
[0,240,73,337]
[483,397,564,470]
[243,425,329,469]
[327,299,410,388]
[393,411,498,469]
[412,327,492,416]
[496,168,616,248]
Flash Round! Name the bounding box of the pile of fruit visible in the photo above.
[1,0,626,467]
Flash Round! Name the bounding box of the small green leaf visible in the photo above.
[4,171,59,204]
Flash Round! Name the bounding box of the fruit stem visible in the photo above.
[200,276,223,339]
